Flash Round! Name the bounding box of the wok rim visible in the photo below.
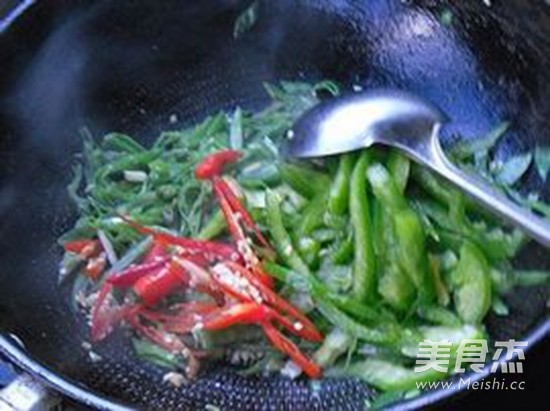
[0,318,548,410]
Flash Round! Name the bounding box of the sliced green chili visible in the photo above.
[265,190,311,275]
[451,241,492,324]
[327,154,354,216]
[350,150,377,302]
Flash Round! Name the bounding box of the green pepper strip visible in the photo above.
[450,241,492,324]
[416,305,461,327]
[367,163,434,302]
[317,300,400,345]
[327,153,354,216]
[298,190,329,236]
[388,151,410,194]
[350,151,377,302]
[413,199,522,261]
[313,329,352,368]
[132,338,183,369]
[374,198,415,312]
[411,165,494,222]
[428,254,450,307]
[331,236,354,265]
[279,163,331,199]
[338,358,446,391]
[264,262,395,325]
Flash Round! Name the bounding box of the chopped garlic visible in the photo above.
[169,114,178,124]
[88,351,102,363]
[281,360,302,379]
[163,372,186,388]
[293,322,304,331]
[123,170,148,183]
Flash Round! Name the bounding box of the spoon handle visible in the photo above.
[428,141,550,248]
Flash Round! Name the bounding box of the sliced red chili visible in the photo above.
[126,314,186,353]
[211,184,274,288]
[133,260,190,306]
[85,254,106,280]
[215,176,272,248]
[138,302,218,327]
[123,216,238,262]
[142,242,168,264]
[200,303,308,343]
[212,178,248,246]
[262,321,322,379]
[91,282,114,342]
[195,150,242,180]
[174,251,211,268]
[138,306,208,334]
[108,258,169,287]
[220,262,323,342]
[201,303,272,330]
[64,239,101,258]
[170,301,220,315]
[91,283,139,342]
[172,257,226,305]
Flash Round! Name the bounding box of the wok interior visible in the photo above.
[0,0,549,409]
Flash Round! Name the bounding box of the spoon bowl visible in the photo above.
[287,89,447,161]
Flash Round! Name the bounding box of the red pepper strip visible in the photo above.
[107,258,169,287]
[212,183,274,288]
[91,283,139,342]
[126,314,186,353]
[143,241,167,264]
[195,150,243,180]
[262,321,322,379]
[64,239,100,256]
[122,216,239,262]
[215,176,272,249]
[133,260,190,306]
[219,262,323,342]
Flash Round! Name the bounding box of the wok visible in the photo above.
[0,0,549,409]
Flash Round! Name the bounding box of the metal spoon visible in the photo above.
[286,89,550,247]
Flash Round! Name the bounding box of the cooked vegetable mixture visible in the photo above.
[60,81,550,395]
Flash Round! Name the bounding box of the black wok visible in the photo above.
[0,0,549,409]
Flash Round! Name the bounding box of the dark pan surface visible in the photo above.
[0,0,549,409]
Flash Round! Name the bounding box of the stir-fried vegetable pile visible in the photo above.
[60,81,550,396]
